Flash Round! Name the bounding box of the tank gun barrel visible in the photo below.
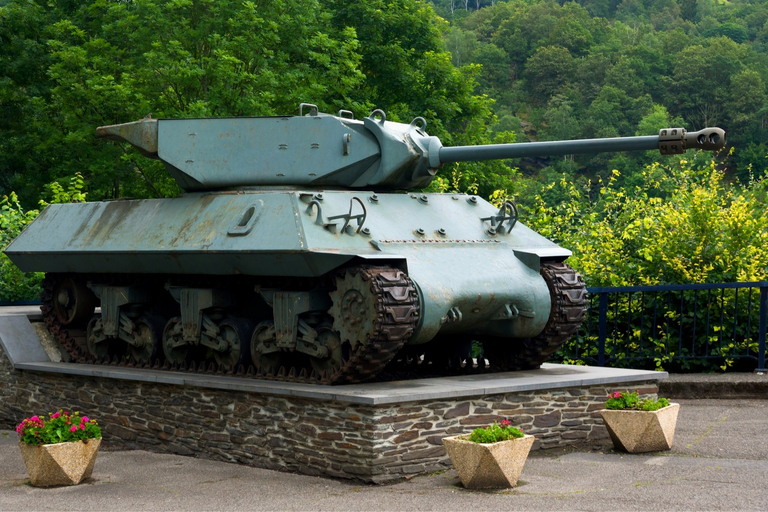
[439,127,726,163]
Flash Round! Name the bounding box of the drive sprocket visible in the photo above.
[328,270,380,351]
[325,265,420,383]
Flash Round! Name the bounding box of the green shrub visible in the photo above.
[525,158,768,286]
[605,391,671,411]
[0,193,43,302]
[520,157,768,371]
[467,419,524,443]
[1,174,87,302]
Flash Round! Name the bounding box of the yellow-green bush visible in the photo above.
[518,156,768,371]
[525,157,768,286]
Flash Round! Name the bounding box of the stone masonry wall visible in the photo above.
[0,346,658,484]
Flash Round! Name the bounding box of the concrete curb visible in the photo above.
[660,372,768,399]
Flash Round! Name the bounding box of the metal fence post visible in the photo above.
[756,285,767,373]
[597,292,609,366]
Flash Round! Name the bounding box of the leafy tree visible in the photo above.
[585,86,653,138]
[636,104,684,136]
[472,42,511,94]
[0,0,62,203]
[524,46,576,103]
[323,0,497,146]
[543,94,580,141]
[728,69,767,128]
[669,37,744,128]
[680,0,699,23]
[704,22,749,43]
[546,10,595,55]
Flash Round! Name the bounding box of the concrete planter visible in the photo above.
[600,403,680,453]
[442,434,534,489]
[18,438,101,486]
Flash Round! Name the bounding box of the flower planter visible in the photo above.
[600,403,680,453]
[18,438,101,487]
[442,434,535,489]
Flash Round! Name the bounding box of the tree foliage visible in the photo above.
[0,173,87,302]
[4,0,768,291]
[439,0,768,194]
[527,157,768,287]
[0,0,500,207]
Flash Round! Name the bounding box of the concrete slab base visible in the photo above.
[0,309,666,483]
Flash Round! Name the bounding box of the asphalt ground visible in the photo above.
[1,397,767,511]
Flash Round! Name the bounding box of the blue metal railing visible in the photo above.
[556,282,768,372]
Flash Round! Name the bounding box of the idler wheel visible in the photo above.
[309,325,346,376]
[129,314,165,363]
[51,276,97,327]
[250,321,283,374]
[162,317,189,364]
[85,315,115,358]
[213,318,253,371]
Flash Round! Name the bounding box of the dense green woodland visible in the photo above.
[1,0,767,299]
[435,0,768,186]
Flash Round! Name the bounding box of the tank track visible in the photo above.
[376,261,588,378]
[40,261,585,383]
[532,261,589,357]
[326,266,419,383]
[40,268,419,385]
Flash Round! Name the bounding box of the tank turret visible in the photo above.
[6,105,727,384]
[95,103,726,191]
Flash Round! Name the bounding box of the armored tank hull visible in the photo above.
[5,106,725,383]
[6,188,585,383]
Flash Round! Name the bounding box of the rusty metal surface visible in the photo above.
[96,118,158,156]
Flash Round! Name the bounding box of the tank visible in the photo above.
[4,104,726,383]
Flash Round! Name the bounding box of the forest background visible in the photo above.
[1,0,767,301]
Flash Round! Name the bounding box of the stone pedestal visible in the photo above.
[0,311,668,483]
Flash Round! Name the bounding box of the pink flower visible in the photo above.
[81,416,89,423]
[500,419,511,427]
[70,425,78,432]
[611,392,622,398]
[51,411,61,419]
[30,416,40,422]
